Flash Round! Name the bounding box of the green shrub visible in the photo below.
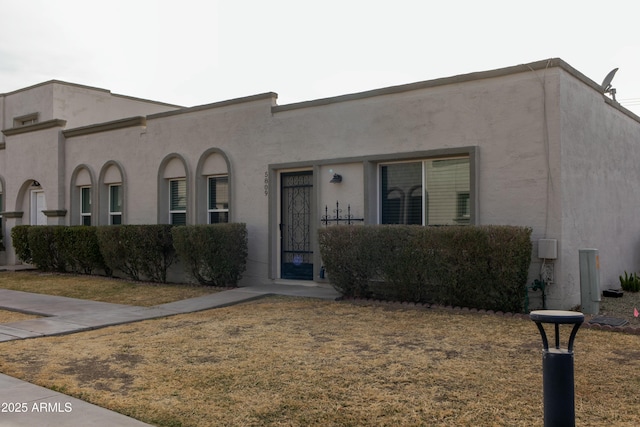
[317,226,381,297]
[12,225,105,273]
[619,271,640,292]
[319,225,532,313]
[61,226,105,274]
[96,225,176,282]
[172,224,248,286]
[375,226,453,303]
[11,225,32,264]
[26,226,67,272]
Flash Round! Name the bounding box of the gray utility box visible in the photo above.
[579,249,601,315]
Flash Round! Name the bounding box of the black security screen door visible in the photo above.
[280,171,313,280]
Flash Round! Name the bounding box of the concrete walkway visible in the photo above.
[0,283,340,426]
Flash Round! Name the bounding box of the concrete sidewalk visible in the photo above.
[0,283,340,426]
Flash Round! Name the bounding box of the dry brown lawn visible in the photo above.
[0,308,40,323]
[0,271,218,306]
[1,295,640,426]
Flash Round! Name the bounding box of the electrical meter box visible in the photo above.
[538,239,558,259]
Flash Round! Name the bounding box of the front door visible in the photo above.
[280,171,313,280]
[31,190,47,225]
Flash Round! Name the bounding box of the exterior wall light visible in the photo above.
[330,173,342,183]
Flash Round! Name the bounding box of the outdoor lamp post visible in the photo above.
[530,310,584,427]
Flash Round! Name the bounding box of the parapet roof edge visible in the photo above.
[0,80,109,96]
[270,58,606,113]
[147,92,278,120]
[2,118,67,136]
[0,80,182,109]
[62,116,147,138]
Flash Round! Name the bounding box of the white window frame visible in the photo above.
[109,184,122,225]
[169,178,187,225]
[207,175,229,224]
[80,186,91,226]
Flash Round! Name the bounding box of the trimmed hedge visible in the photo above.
[172,223,248,287]
[319,225,532,313]
[12,224,247,285]
[12,225,105,273]
[11,225,32,264]
[62,226,105,274]
[27,226,68,272]
[96,225,176,283]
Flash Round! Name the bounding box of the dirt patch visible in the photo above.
[61,356,137,394]
[607,349,640,365]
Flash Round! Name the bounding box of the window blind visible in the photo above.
[208,176,229,210]
[170,179,187,225]
[170,179,186,211]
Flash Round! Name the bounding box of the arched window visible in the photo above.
[196,148,232,224]
[158,154,190,225]
[70,165,96,226]
[99,161,126,225]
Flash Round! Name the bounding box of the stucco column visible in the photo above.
[2,211,24,265]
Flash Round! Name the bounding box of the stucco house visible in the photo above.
[1,58,638,310]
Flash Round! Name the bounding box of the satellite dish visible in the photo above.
[601,68,618,101]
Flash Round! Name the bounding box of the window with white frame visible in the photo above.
[80,186,91,226]
[169,179,187,225]
[207,175,229,223]
[380,156,470,226]
[109,184,122,225]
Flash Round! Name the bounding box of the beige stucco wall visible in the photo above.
[0,81,180,263]
[2,81,178,133]
[558,72,640,308]
[56,68,559,290]
[52,83,180,129]
[318,163,365,225]
[4,126,65,215]
[1,84,55,130]
[3,61,636,309]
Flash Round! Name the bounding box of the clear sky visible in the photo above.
[1,0,639,113]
